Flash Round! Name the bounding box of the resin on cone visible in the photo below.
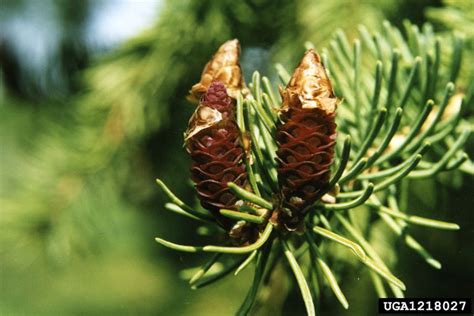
[274,49,337,231]
[188,39,245,102]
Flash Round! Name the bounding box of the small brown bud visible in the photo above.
[189,39,245,102]
[281,49,337,114]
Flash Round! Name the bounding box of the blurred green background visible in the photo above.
[1,0,472,315]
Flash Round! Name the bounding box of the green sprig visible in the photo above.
[154,20,469,315]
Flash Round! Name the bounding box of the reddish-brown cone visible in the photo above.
[274,50,337,231]
[185,81,248,230]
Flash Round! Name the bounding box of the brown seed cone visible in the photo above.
[188,39,246,102]
[274,50,338,231]
[185,81,249,231]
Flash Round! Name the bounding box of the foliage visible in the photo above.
[426,0,474,109]
[155,20,471,315]
[1,1,472,315]
[1,0,397,274]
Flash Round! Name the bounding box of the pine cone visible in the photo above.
[188,39,246,102]
[274,50,338,231]
[185,81,249,231]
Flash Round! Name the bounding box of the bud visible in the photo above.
[189,39,245,102]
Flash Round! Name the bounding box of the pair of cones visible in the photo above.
[184,39,337,234]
